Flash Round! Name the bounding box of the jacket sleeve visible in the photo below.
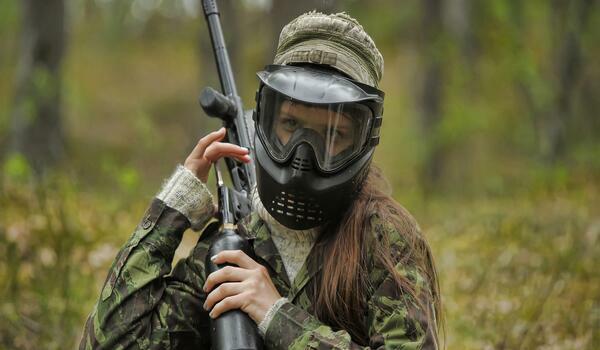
[263,272,437,350]
[263,216,439,350]
[80,166,217,349]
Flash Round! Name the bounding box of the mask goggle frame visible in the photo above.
[254,65,384,174]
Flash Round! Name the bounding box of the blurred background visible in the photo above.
[0,0,598,348]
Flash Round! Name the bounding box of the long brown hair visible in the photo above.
[310,165,443,345]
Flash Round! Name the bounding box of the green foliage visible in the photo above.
[3,153,32,183]
[0,177,145,349]
[0,0,18,38]
[117,166,140,191]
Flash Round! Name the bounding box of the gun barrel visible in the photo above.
[202,0,256,194]
[204,12,238,96]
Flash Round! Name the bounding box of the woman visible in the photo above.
[80,11,442,349]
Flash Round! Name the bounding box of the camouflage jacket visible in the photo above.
[80,198,437,349]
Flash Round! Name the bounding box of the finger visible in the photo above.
[191,142,251,183]
[239,154,252,163]
[203,266,249,293]
[190,152,250,184]
[188,128,226,159]
[201,153,251,166]
[209,293,248,319]
[210,250,261,270]
[203,282,245,311]
[203,142,250,162]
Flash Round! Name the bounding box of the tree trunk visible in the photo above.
[419,0,445,191]
[516,0,594,162]
[543,0,594,161]
[9,0,66,175]
[444,0,475,63]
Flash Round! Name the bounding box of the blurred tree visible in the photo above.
[444,0,475,64]
[516,0,595,162]
[545,0,595,161]
[419,0,445,192]
[418,0,477,192]
[8,0,66,176]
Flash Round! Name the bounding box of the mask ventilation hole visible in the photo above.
[291,158,312,171]
[270,191,323,225]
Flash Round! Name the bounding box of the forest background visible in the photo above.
[0,0,598,349]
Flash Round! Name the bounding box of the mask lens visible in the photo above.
[258,87,372,172]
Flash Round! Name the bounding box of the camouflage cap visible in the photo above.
[274,11,384,88]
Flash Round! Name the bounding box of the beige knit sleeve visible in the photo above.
[156,164,215,231]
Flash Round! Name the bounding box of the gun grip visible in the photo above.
[199,87,236,120]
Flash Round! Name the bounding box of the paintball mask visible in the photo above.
[253,65,384,229]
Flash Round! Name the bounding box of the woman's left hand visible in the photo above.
[203,250,282,324]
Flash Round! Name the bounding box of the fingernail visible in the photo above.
[242,147,249,153]
[209,312,214,318]
[210,254,218,262]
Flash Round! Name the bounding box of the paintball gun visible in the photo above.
[199,0,262,349]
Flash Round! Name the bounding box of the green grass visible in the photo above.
[423,188,599,349]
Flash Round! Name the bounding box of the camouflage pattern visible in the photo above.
[80,198,437,349]
[274,12,384,87]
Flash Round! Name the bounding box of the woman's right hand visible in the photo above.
[184,127,251,183]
